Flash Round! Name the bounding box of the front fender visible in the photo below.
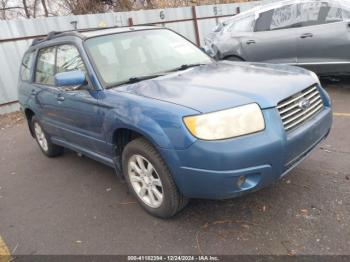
[101,91,199,150]
[104,109,173,149]
[215,34,248,60]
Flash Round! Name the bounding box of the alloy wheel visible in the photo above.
[128,154,164,208]
[34,122,48,152]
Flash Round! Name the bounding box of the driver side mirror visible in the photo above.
[55,70,87,90]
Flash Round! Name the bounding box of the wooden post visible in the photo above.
[128,17,134,26]
[191,6,201,46]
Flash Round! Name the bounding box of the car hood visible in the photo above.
[114,61,316,113]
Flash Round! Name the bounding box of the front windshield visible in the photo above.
[85,29,212,87]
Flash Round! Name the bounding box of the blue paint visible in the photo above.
[18,28,332,200]
[55,70,86,87]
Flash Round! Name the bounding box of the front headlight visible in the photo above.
[183,103,265,140]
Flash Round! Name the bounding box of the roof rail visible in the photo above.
[31,37,46,46]
[31,30,78,46]
[30,25,146,47]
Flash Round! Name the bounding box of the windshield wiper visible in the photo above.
[107,73,164,88]
[106,63,208,88]
[165,63,207,73]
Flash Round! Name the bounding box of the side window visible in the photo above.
[255,2,343,32]
[255,4,301,32]
[56,45,86,74]
[322,5,343,23]
[343,7,350,20]
[21,51,35,81]
[226,16,255,33]
[299,2,343,27]
[270,4,301,30]
[298,2,322,27]
[255,10,273,32]
[35,47,56,85]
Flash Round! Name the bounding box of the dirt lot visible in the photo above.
[0,80,349,256]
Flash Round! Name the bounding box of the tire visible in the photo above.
[225,56,244,62]
[122,138,188,218]
[31,116,64,157]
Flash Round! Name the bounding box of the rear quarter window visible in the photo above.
[21,51,35,81]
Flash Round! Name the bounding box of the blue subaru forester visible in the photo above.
[18,26,332,218]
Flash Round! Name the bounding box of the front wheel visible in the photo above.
[122,138,188,218]
[225,55,244,62]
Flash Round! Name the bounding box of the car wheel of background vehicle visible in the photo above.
[31,116,64,157]
[122,138,188,218]
[225,56,244,62]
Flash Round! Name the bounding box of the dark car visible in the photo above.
[204,0,350,76]
[18,26,332,218]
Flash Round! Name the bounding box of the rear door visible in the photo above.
[33,46,63,138]
[296,1,350,74]
[243,3,299,64]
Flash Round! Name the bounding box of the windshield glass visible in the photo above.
[85,29,212,87]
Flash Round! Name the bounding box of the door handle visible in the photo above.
[246,40,256,45]
[300,33,313,39]
[56,95,65,102]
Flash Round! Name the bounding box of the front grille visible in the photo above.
[277,85,324,131]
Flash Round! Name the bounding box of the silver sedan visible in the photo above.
[204,0,350,76]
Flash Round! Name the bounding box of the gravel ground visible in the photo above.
[0,112,24,129]
[0,81,349,256]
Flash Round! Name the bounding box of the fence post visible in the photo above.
[191,6,201,46]
[128,17,134,26]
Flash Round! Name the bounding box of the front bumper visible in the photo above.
[159,105,332,199]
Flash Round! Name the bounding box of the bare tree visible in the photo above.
[0,0,26,19]
[0,0,252,20]
[0,0,6,19]
[22,0,31,18]
[41,0,48,16]
[60,0,111,15]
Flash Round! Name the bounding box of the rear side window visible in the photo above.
[35,47,56,85]
[21,51,35,81]
[323,5,343,23]
[56,45,86,74]
[343,7,350,19]
[255,2,344,32]
[299,2,343,26]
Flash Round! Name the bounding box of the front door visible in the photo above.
[54,44,108,156]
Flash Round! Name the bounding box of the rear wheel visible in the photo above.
[31,116,64,157]
[122,138,188,218]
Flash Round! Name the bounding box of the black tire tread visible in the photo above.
[225,55,244,61]
[123,138,188,218]
[31,116,64,158]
